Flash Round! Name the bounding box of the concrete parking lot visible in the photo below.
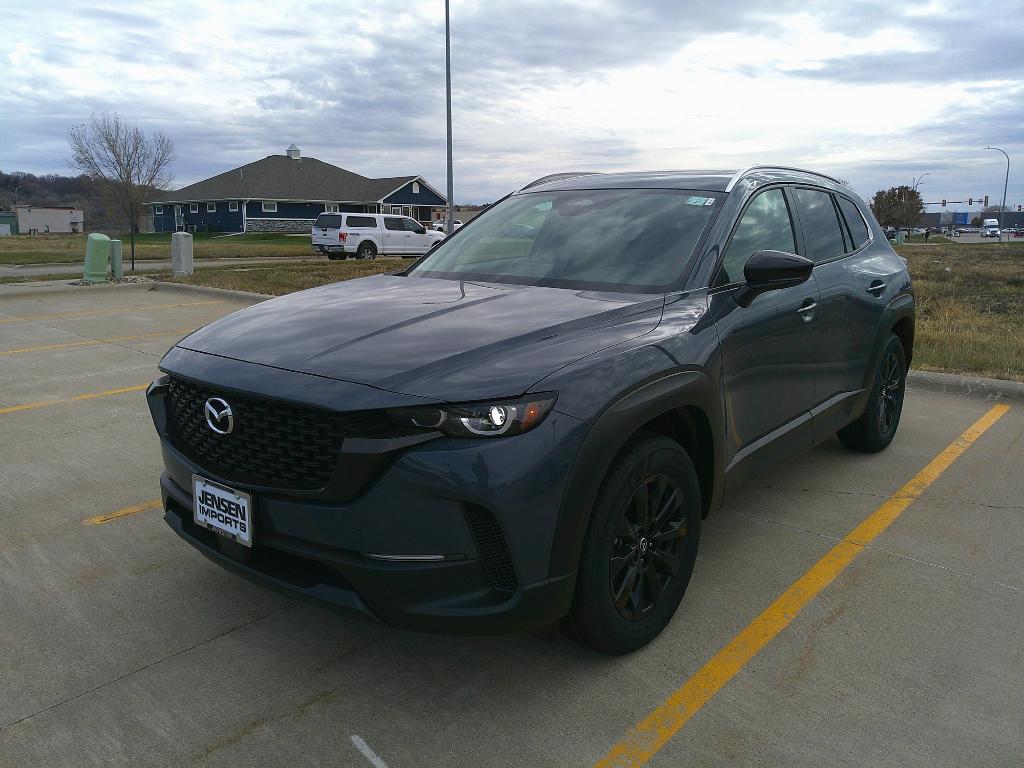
[1,284,1021,767]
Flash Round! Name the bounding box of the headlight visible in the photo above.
[386,393,557,438]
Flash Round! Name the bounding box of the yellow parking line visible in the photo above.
[0,328,196,357]
[84,499,163,525]
[0,299,223,325]
[595,403,1011,768]
[0,384,149,416]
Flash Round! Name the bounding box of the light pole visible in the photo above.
[907,173,929,233]
[985,146,1010,243]
[444,0,454,237]
[13,184,22,207]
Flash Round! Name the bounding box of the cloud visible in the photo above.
[0,0,1021,206]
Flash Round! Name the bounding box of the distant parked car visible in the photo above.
[885,229,898,240]
[432,218,463,231]
[312,213,444,259]
[1014,229,1024,238]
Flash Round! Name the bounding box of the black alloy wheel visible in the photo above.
[568,433,702,654]
[838,333,906,452]
[610,474,687,621]
[877,349,903,437]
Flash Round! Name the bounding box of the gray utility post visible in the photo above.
[985,146,1010,243]
[445,0,454,237]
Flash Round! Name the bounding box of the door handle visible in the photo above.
[866,280,886,297]
[796,299,817,322]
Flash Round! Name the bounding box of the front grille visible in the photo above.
[464,504,518,592]
[166,377,351,490]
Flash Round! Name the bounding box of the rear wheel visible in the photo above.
[568,433,701,654]
[357,242,377,260]
[838,333,906,452]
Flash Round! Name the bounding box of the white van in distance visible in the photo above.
[981,218,1001,238]
[312,213,446,259]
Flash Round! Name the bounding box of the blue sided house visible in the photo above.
[148,145,447,233]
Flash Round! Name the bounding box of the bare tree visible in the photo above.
[68,112,174,271]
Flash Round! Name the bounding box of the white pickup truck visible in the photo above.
[311,213,445,259]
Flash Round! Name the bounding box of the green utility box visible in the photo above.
[83,233,111,283]
[110,239,123,279]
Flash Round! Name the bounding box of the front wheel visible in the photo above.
[568,433,701,654]
[838,333,906,452]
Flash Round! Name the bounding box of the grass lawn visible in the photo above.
[0,232,315,265]
[5,242,1021,382]
[895,241,1024,382]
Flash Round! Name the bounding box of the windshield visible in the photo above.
[407,188,721,291]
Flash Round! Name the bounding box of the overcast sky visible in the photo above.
[2,1,1021,208]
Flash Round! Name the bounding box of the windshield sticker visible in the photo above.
[686,196,714,206]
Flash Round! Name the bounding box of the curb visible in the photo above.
[148,281,271,303]
[0,278,155,297]
[907,370,1024,403]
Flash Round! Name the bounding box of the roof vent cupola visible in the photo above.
[287,144,300,159]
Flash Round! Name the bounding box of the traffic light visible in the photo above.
[984,195,989,207]
[941,199,946,207]
[1018,204,1022,212]
[969,198,973,205]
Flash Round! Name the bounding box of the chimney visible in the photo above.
[287,144,301,160]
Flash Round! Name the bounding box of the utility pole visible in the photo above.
[985,146,1010,243]
[444,0,454,237]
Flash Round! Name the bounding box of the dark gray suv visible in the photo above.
[147,166,913,653]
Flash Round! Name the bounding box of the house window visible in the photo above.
[412,182,420,194]
[228,201,239,212]
[262,201,278,213]
[326,203,340,213]
[154,205,163,215]
[391,206,402,215]
[189,203,199,213]
[207,202,216,212]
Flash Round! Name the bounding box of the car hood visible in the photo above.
[175,274,664,402]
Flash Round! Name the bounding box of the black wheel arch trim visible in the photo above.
[546,368,723,580]
[862,293,915,392]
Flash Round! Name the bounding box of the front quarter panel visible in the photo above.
[534,290,726,579]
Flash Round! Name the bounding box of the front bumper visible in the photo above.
[149,374,588,635]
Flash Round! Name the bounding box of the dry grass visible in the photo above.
[0,232,315,265]
[896,241,1024,382]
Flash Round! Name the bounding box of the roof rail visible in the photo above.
[519,171,600,191]
[725,165,846,192]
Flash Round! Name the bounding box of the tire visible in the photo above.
[326,252,339,261]
[357,242,377,260]
[568,433,702,654]
[838,333,906,452]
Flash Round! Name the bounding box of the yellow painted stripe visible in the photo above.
[595,403,1011,768]
[0,299,223,325]
[0,384,149,416]
[84,499,162,525]
[0,328,196,357]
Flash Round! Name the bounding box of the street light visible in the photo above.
[13,184,22,207]
[906,173,929,233]
[985,146,1010,243]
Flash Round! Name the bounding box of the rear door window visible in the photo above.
[314,214,342,228]
[836,196,870,250]
[793,188,847,263]
[346,215,377,228]
[717,188,796,286]
[383,217,404,231]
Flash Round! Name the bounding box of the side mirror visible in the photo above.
[735,250,813,308]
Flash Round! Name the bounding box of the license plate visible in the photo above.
[193,475,253,547]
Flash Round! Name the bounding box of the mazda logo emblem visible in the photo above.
[204,397,234,435]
